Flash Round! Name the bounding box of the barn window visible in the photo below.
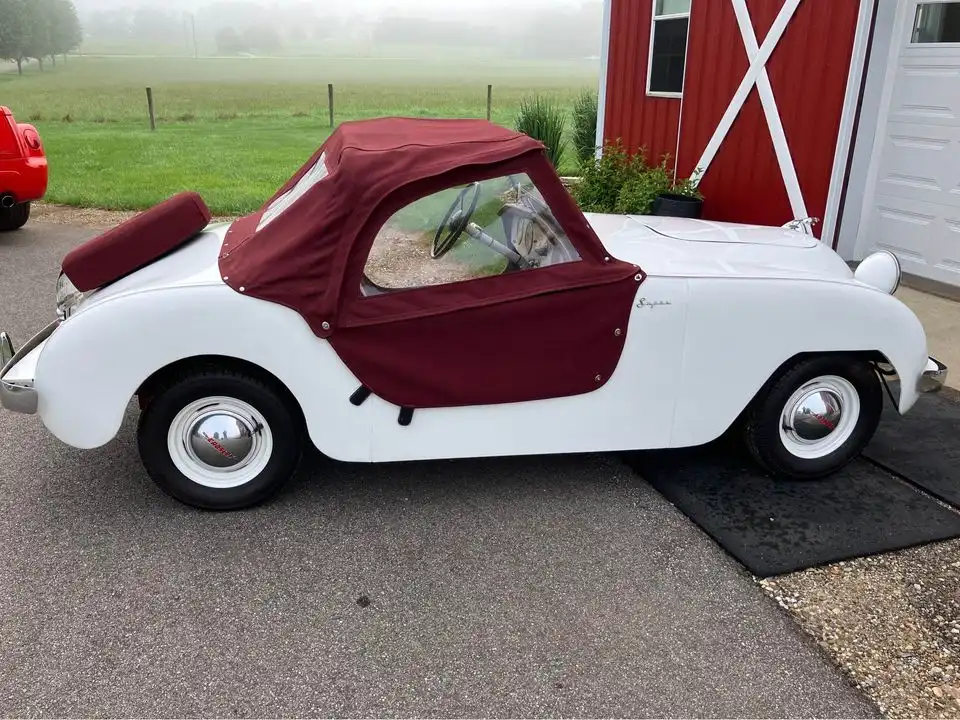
[912,2,960,43]
[647,0,691,97]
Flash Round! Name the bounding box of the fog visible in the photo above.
[72,0,604,59]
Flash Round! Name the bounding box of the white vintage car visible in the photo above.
[0,118,947,510]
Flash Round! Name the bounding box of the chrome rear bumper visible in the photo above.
[919,356,948,394]
[0,321,58,414]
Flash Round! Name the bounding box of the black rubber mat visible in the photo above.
[865,389,960,507]
[625,433,960,578]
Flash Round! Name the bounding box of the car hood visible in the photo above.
[586,213,855,282]
[74,222,228,314]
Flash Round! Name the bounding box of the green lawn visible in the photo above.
[1,56,597,214]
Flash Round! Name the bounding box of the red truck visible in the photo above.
[0,106,48,231]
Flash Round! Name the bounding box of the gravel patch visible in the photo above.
[761,539,960,719]
[366,226,503,289]
[30,202,237,229]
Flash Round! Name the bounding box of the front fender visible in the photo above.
[33,284,373,461]
[669,277,928,448]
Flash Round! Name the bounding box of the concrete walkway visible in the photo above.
[896,286,960,391]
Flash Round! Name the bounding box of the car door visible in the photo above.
[321,171,686,461]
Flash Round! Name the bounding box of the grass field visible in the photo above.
[1,56,598,214]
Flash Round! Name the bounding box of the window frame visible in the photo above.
[645,0,692,99]
[359,172,581,298]
[908,0,960,47]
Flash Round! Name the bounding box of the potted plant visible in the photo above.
[652,173,704,218]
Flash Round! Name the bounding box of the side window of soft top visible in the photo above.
[256,152,329,232]
[361,173,581,296]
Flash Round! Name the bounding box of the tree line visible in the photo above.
[80,1,603,61]
[0,0,82,74]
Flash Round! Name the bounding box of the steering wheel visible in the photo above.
[432,182,481,259]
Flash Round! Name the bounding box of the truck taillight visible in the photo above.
[22,128,40,150]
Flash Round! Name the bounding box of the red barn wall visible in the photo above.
[603,0,862,233]
[602,0,681,163]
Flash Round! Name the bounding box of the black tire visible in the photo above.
[743,355,883,480]
[0,202,30,232]
[137,367,303,510]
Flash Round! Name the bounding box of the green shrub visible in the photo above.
[572,139,646,213]
[614,157,673,214]
[515,95,567,169]
[573,140,704,214]
[571,89,598,164]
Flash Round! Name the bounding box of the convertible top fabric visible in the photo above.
[218,117,644,409]
[63,192,211,291]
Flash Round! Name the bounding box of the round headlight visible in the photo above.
[854,250,901,295]
[55,272,84,319]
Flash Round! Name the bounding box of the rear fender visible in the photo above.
[32,284,373,461]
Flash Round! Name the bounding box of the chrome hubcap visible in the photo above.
[187,411,257,469]
[167,396,273,489]
[788,389,843,442]
[779,375,860,460]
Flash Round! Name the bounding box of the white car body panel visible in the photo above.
[9,215,933,461]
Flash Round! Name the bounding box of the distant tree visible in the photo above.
[242,25,281,54]
[48,0,82,65]
[0,0,28,74]
[21,0,54,71]
[130,7,181,46]
[81,9,131,44]
[214,26,246,55]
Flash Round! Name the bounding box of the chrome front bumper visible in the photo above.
[0,321,58,414]
[919,356,948,394]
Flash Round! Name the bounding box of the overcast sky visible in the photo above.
[74,0,585,11]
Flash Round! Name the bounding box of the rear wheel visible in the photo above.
[743,356,883,480]
[0,202,30,232]
[137,367,303,510]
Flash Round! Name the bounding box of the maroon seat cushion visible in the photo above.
[62,192,212,291]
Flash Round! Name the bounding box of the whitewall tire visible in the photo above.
[138,367,303,510]
[743,356,883,480]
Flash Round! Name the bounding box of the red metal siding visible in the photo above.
[604,0,861,233]
[764,0,861,228]
[603,0,681,163]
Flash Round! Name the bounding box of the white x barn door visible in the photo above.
[691,0,809,220]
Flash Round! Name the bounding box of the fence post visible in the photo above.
[486,84,492,122]
[146,87,156,131]
[328,83,334,129]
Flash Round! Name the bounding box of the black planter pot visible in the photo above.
[653,193,703,218]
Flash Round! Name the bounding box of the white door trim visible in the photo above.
[691,0,805,217]
[821,0,877,247]
[595,0,614,159]
[853,0,916,260]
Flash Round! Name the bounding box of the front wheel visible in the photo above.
[137,368,303,510]
[0,202,30,232]
[743,356,883,480]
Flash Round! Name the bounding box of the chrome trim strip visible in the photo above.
[0,320,59,415]
[0,320,58,378]
[0,332,13,369]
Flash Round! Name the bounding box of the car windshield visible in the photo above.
[362,173,580,294]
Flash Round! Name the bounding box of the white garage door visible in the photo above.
[859,0,960,287]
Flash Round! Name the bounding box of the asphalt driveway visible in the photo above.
[0,223,877,718]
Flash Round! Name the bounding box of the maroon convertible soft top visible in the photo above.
[220,117,644,410]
